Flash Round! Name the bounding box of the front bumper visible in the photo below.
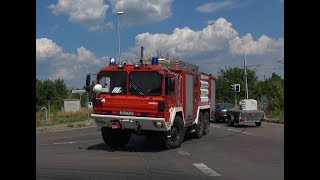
[91,114,169,131]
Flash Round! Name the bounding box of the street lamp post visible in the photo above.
[117,11,124,63]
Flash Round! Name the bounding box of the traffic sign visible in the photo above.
[72,89,86,93]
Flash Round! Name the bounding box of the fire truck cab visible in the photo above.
[87,57,216,149]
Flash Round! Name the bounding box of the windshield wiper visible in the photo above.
[131,83,145,97]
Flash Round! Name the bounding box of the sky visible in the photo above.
[36,0,284,89]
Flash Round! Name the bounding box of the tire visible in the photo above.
[101,127,131,147]
[203,112,210,135]
[228,115,235,127]
[164,116,185,149]
[255,122,262,127]
[194,113,204,138]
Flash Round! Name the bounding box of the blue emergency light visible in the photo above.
[109,57,116,65]
[151,57,158,65]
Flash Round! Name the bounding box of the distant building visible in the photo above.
[63,99,80,112]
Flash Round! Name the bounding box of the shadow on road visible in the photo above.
[86,134,165,152]
[86,123,258,151]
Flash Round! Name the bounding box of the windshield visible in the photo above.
[129,71,162,96]
[216,103,235,110]
[97,71,127,94]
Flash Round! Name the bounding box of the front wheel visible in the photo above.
[101,127,131,147]
[164,116,185,149]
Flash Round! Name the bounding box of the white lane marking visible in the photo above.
[228,128,252,135]
[242,131,253,135]
[193,163,221,176]
[178,150,190,155]
[210,124,220,128]
[53,141,77,145]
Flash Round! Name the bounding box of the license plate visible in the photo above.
[119,111,134,116]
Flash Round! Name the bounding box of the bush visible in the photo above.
[266,109,284,123]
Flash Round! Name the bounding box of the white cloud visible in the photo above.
[229,34,284,56]
[36,38,106,88]
[77,47,95,62]
[49,0,173,29]
[196,1,234,13]
[134,18,283,57]
[36,38,62,60]
[130,18,284,79]
[49,0,109,31]
[49,68,76,80]
[109,0,173,26]
[134,18,238,57]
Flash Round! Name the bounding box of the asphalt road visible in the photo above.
[36,122,284,180]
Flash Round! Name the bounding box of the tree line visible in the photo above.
[36,78,95,112]
[36,67,283,117]
[216,67,284,117]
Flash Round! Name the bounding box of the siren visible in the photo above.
[151,57,158,65]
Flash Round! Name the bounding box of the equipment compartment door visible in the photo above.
[185,74,193,122]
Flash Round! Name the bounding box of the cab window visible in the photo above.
[165,77,175,96]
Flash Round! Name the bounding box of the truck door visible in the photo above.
[164,76,177,113]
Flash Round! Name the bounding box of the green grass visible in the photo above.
[36,108,93,127]
[266,109,284,124]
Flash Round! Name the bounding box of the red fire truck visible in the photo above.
[86,52,216,149]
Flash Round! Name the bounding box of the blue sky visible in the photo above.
[36,0,284,89]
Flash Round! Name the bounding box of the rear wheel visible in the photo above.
[101,127,131,147]
[164,116,185,149]
[203,112,210,135]
[255,122,262,127]
[194,113,204,138]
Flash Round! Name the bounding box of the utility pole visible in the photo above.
[243,52,249,99]
[234,90,237,107]
[87,91,89,121]
[48,100,50,121]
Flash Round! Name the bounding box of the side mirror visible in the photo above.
[86,74,91,87]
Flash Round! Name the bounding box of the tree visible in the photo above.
[216,67,259,103]
[36,78,68,112]
[259,73,284,113]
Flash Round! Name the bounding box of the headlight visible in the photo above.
[93,84,102,94]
